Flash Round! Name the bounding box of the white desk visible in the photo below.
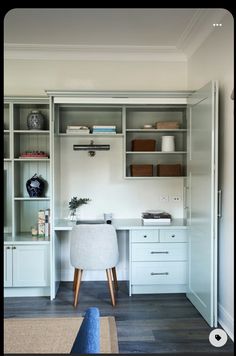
[54,218,187,231]
[53,218,188,297]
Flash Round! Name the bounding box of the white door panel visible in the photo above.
[187,81,218,327]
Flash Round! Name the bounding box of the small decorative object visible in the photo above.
[68,196,91,221]
[26,173,45,197]
[104,213,113,224]
[27,110,45,130]
[31,225,38,236]
[161,136,175,152]
[143,124,153,129]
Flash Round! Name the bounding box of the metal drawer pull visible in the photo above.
[12,246,16,249]
[151,272,169,276]
[171,234,175,238]
[6,246,11,249]
[150,251,169,254]
[143,235,147,238]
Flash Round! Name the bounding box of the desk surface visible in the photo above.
[54,218,187,231]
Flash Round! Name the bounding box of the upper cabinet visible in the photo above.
[47,90,190,179]
[124,105,187,178]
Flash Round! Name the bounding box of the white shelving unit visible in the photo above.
[4,97,51,297]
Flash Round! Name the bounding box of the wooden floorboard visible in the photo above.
[4,281,234,354]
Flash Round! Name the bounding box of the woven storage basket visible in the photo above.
[131,139,156,151]
[157,164,182,176]
[130,164,153,176]
[155,121,180,129]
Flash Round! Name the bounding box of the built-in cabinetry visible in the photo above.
[129,227,187,295]
[4,85,218,329]
[4,97,51,297]
[48,91,188,179]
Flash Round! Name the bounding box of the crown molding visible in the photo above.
[4,43,187,62]
[177,9,228,58]
[4,9,228,62]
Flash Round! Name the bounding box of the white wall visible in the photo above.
[4,59,187,95]
[187,12,234,340]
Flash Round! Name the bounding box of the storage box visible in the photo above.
[155,121,180,129]
[130,164,153,176]
[157,164,182,176]
[131,139,156,151]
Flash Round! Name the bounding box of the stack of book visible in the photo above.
[91,125,116,134]
[66,126,90,134]
[38,208,50,238]
[142,210,172,225]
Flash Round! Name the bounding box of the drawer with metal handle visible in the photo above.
[131,229,159,243]
[131,242,187,261]
[159,229,187,242]
[131,261,187,284]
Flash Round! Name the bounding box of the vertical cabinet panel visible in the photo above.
[12,245,49,287]
[186,81,218,327]
[4,246,13,287]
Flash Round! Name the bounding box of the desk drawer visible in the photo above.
[132,261,187,284]
[132,243,187,261]
[131,230,159,243]
[160,229,187,242]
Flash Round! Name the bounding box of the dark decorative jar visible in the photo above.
[27,110,45,130]
[26,174,45,197]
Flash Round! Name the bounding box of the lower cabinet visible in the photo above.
[129,228,187,295]
[4,244,50,289]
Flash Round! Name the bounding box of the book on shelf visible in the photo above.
[91,125,117,134]
[67,125,89,130]
[44,208,50,238]
[92,125,116,129]
[37,208,50,238]
[66,126,90,134]
[66,129,90,134]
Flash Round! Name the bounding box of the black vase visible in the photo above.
[26,174,45,197]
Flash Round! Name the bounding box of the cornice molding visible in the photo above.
[177,9,228,58]
[4,9,228,62]
[4,43,187,62]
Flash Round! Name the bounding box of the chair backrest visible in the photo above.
[70,224,119,270]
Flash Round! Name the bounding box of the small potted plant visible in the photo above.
[68,196,91,220]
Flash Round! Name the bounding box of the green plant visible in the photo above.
[69,197,91,211]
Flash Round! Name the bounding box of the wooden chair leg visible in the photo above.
[106,269,116,307]
[74,269,83,308]
[73,268,78,291]
[112,267,119,291]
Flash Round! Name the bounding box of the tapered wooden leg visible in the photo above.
[106,269,116,307]
[74,269,83,308]
[112,267,119,291]
[73,268,78,291]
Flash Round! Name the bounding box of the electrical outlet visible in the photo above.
[160,195,169,202]
[172,195,181,202]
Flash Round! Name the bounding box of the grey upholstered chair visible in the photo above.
[70,224,119,307]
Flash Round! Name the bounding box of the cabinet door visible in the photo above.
[12,245,49,287]
[4,246,13,287]
[187,81,218,327]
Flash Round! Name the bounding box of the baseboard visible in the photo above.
[218,303,234,341]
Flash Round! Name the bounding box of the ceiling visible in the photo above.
[4,8,228,60]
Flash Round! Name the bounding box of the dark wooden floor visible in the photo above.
[4,281,234,354]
